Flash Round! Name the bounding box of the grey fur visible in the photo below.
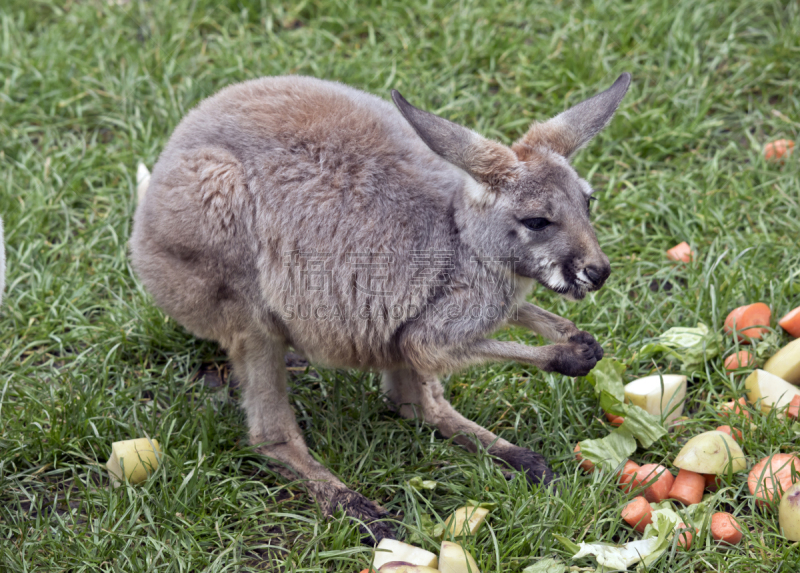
[130,74,630,542]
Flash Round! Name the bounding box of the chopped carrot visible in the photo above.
[605,411,625,427]
[621,496,653,533]
[719,397,750,419]
[617,460,641,493]
[779,306,800,338]
[666,241,693,262]
[669,468,705,505]
[677,523,695,550]
[788,396,800,420]
[740,302,772,341]
[724,350,754,371]
[724,303,771,342]
[710,512,743,545]
[574,443,595,473]
[748,454,800,504]
[703,473,721,492]
[630,463,675,503]
[764,139,795,162]
[715,425,743,442]
[723,305,749,335]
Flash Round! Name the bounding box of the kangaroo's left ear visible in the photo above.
[391,90,518,192]
[513,73,631,161]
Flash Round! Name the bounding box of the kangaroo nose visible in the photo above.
[584,264,611,289]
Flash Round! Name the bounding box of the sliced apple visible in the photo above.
[780,484,800,541]
[745,369,800,413]
[673,431,746,475]
[764,339,800,385]
[623,374,687,423]
[106,438,162,487]
[373,540,438,571]
[441,506,490,539]
[378,563,440,573]
[439,541,480,573]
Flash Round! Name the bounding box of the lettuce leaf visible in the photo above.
[578,428,637,471]
[573,538,661,570]
[586,358,627,402]
[521,557,567,573]
[616,404,669,448]
[638,323,721,372]
[595,371,668,449]
[407,477,438,491]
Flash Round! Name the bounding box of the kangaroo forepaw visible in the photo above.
[547,331,603,377]
[327,488,397,545]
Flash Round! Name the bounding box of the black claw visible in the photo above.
[329,489,397,545]
[495,445,557,486]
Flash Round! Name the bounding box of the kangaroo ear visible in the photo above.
[513,73,631,161]
[391,90,517,198]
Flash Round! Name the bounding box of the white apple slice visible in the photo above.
[106,438,162,487]
[673,431,746,475]
[439,541,480,573]
[378,564,439,573]
[441,506,490,538]
[764,339,800,385]
[372,540,438,570]
[780,484,800,541]
[623,374,687,423]
[745,369,800,413]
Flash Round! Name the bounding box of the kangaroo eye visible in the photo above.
[521,218,551,231]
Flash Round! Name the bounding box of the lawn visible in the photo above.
[1,0,799,571]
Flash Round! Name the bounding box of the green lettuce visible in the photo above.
[638,323,721,372]
[586,358,627,402]
[521,557,567,573]
[587,358,668,450]
[407,477,438,491]
[578,428,637,471]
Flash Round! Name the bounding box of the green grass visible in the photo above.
[1,0,800,570]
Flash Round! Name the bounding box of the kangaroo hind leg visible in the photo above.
[232,331,394,543]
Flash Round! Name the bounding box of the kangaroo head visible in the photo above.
[392,73,630,301]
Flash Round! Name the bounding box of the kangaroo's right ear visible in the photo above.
[513,73,631,161]
[391,90,517,201]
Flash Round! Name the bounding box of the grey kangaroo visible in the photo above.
[130,73,631,542]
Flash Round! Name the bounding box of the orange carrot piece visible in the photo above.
[677,523,695,550]
[719,397,750,419]
[666,241,693,262]
[630,463,675,503]
[669,468,705,505]
[715,425,743,442]
[779,306,800,338]
[739,302,771,341]
[574,443,595,473]
[703,473,721,492]
[788,396,800,420]
[764,139,795,162]
[748,454,800,504]
[711,512,743,545]
[621,496,653,533]
[605,411,625,427]
[724,302,771,342]
[724,350,754,371]
[617,460,641,493]
[724,305,749,335]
